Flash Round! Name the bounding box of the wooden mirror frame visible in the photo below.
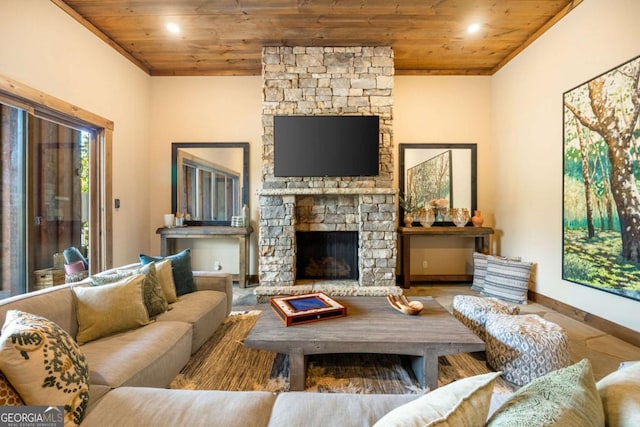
[171,142,249,226]
[399,143,477,226]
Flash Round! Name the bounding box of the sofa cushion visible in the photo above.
[0,310,89,426]
[0,285,77,338]
[73,275,151,345]
[269,392,418,427]
[374,372,500,427]
[597,361,640,427]
[82,388,277,427]
[156,290,227,353]
[139,249,195,296]
[482,256,532,304]
[487,359,604,426]
[81,321,192,388]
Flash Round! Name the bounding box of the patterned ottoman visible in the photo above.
[452,295,520,341]
[485,314,570,386]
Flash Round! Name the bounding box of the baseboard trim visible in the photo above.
[528,290,640,348]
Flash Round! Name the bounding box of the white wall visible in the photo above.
[492,0,640,331]
[149,77,263,273]
[0,0,152,266]
[394,77,494,274]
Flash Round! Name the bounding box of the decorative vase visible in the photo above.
[471,210,484,227]
[404,213,413,227]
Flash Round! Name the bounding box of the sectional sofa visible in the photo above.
[0,260,638,427]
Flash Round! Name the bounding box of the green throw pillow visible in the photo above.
[72,275,151,345]
[487,359,604,426]
[88,265,168,317]
[133,262,169,317]
[139,248,195,296]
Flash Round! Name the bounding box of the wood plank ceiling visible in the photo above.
[53,0,582,76]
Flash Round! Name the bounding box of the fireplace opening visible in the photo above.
[296,231,358,280]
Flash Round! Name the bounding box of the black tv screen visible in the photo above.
[274,115,379,177]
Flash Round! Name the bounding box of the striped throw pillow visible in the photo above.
[481,256,532,304]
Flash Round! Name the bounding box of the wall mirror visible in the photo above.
[399,143,477,226]
[171,142,249,226]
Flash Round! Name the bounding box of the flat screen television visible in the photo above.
[274,115,379,177]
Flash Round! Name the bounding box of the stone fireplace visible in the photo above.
[256,46,401,300]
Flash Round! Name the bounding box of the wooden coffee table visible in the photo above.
[243,296,484,391]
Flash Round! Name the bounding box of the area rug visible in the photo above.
[170,311,517,395]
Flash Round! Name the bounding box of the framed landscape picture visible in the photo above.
[563,54,640,302]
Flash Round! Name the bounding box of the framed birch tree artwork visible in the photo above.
[563,55,640,301]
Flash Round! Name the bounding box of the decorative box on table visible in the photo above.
[270,292,347,326]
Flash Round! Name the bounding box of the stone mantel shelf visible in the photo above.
[257,187,398,196]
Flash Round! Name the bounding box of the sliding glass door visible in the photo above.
[1,103,93,297]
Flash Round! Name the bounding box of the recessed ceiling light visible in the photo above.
[166,22,181,34]
[467,23,481,34]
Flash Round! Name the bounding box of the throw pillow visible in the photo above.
[72,274,151,345]
[134,262,169,317]
[597,360,640,426]
[89,270,132,286]
[471,254,522,292]
[155,259,178,303]
[482,256,532,304]
[470,252,489,291]
[89,264,169,317]
[139,248,195,296]
[0,371,24,406]
[487,359,604,427]
[0,310,89,426]
[374,372,500,426]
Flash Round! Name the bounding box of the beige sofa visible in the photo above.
[0,263,233,407]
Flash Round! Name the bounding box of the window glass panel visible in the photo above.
[0,105,27,297]
[30,116,90,276]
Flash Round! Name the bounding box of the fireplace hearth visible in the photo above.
[297,231,358,280]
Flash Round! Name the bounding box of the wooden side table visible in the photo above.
[156,225,253,288]
[398,226,494,289]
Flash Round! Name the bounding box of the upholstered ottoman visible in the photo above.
[485,314,570,386]
[452,295,520,341]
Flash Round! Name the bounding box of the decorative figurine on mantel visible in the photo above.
[471,210,484,227]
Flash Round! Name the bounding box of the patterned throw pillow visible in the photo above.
[482,256,532,304]
[471,253,522,292]
[470,252,489,291]
[0,371,24,406]
[139,249,195,296]
[134,262,169,317]
[0,310,89,426]
[374,372,500,426]
[89,270,132,286]
[73,274,151,345]
[487,359,604,426]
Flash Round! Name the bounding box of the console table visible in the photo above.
[156,225,253,288]
[398,226,494,289]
